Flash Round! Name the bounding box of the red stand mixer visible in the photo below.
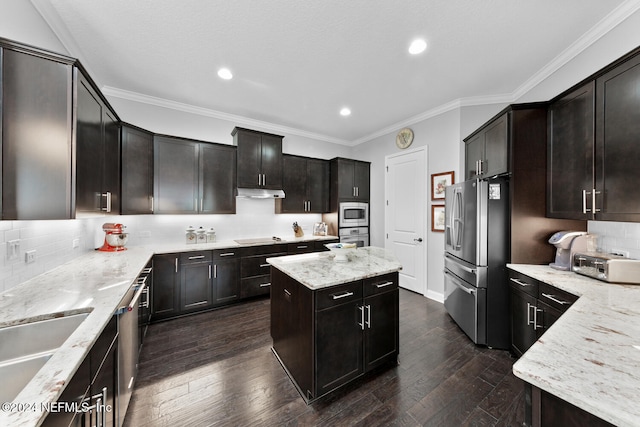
[98,223,128,252]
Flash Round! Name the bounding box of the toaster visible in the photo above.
[572,252,640,284]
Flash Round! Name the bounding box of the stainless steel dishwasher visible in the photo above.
[117,269,149,426]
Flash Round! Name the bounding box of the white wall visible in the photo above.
[0,0,68,54]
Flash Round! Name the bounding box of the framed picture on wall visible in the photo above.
[431,205,445,232]
[431,170,455,200]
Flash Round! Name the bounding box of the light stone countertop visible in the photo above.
[0,235,337,427]
[507,264,640,427]
[266,246,402,289]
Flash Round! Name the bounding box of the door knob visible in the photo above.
[414,238,423,242]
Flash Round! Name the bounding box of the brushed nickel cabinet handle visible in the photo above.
[331,291,353,300]
[375,281,394,288]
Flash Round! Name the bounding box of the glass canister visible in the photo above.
[206,227,216,243]
[186,226,197,244]
[196,227,207,244]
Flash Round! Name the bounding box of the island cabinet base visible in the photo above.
[527,384,614,427]
[270,268,399,403]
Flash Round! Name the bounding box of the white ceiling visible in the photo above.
[31,0,634,145]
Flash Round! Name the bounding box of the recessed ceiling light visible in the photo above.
[340,107,351,116]
[408,39,427,55]
[217,68,233,80]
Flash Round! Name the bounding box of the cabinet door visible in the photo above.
[235,130,262,188]
[509,286,538,357]
[483,113,508,177]
[547,82,595,219]
[1,48,73,220]
[364,289,398,371]
[102,109,120,214]
[536,300,562,339]
[595,53,640,221]
[181,262,213,312]
[307,158,329,212]
[151,254,180,320]
[42,356,90,427]
[154,136,199,213]
[465,133,483,180]
[279,155,307,212]
[336,159,355,199]
[260,133,283,189]
[200,143,236,214]
[121,125,153,215]
[353,161,370,201]
[75,74,104,214]
[213,254,240,304]
[315,301,364,396]
[90,339,117,427]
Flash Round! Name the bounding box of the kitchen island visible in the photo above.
[267,246,402,402]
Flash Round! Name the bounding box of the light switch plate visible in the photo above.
[7,240,20,260]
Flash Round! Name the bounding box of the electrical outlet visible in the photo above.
[7,239,20,260]
[72,238,80,249]
[610,248,630,258]
[25,250,36,264]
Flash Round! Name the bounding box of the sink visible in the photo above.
[0,313,89,402]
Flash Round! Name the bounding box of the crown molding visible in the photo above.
[102,86,352,145]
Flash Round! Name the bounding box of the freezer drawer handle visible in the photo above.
[444,254,476,274]
[509,278,532,287]
[445,271,475,295]
[331,291,354,300]
[541,293,570,305]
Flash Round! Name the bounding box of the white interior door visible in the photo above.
[385,148,427,295]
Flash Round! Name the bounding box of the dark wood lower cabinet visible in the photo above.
[271,269,399,402]
[213,250,240,304]
[528,385,614,427]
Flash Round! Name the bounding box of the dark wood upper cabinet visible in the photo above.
[154,135,236,214]
[75,70,120,217]
[547,82,595,220]
[465,112,508,179]
[330,158,370,207]
[595,52,640,221]
[276,155,329,213]
[200,143,236,214]
[1,45,74,220]
[232,127,283,190]
[121,124,154,215]
[547,48,640,222]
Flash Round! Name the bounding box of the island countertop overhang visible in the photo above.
[266,246,402,290]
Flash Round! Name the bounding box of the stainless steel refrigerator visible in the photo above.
[443,177,510,349]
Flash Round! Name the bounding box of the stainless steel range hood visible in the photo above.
[236,188,286,199]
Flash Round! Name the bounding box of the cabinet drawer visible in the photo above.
[508,271,539,298]
[213,249,240,259]
[315,281,362,311]
[241,252,286,278]
[363,273,398,297]
[241,275,272,298]
[287,242,314,254]
[180,251,212,264]
[538,282,578,313]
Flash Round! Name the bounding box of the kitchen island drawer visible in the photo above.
[315,281,362,311]
[363,273,398,297]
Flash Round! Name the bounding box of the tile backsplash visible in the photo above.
[0,198,322,293]
[588,221,640,259]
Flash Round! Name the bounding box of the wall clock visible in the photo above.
[396,127,414,149]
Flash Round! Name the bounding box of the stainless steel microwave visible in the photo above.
[339,202,368,227]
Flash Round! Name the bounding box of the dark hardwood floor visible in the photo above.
[124,289,525,426]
